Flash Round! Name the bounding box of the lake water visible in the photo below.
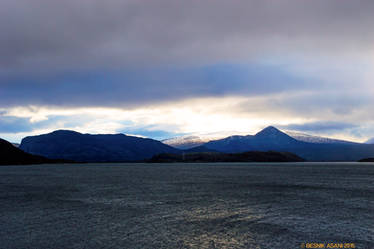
[0,163,373,248]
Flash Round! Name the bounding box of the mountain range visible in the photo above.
[4,126,374,163]
[163,130,358,149]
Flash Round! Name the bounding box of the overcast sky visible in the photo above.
[1,0,374,142]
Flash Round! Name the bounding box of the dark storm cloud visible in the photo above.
[1,0,374,72]
[0,64,310,107]
[0,0,373,109]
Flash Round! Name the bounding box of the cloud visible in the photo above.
[1,94,374,143]
[1,0,374,73]
[120,126,186,141]
[366,138,374,144]
[0,63,316,108]
[0,111,95,134]
[0,0,373,109]
[0,115,33,133]
[280,121,358,133]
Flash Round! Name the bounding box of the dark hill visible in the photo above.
[19,130,179,162]
[0,138,63,165]
[358,158,374,162]
[149,151,305,163]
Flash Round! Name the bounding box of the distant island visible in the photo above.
[148,151,305,163]
[358,158,374,162]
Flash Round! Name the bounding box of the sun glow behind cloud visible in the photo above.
[2,94,370,143]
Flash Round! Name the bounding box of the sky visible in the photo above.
[1,0,374,143]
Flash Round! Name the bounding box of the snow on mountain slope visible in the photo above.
[285,131,358,144]
[164,128,361,149]
[162,136,207,149]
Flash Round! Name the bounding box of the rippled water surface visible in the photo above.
[0,162,373,248]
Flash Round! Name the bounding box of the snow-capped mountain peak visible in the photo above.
[162,135,209,149]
